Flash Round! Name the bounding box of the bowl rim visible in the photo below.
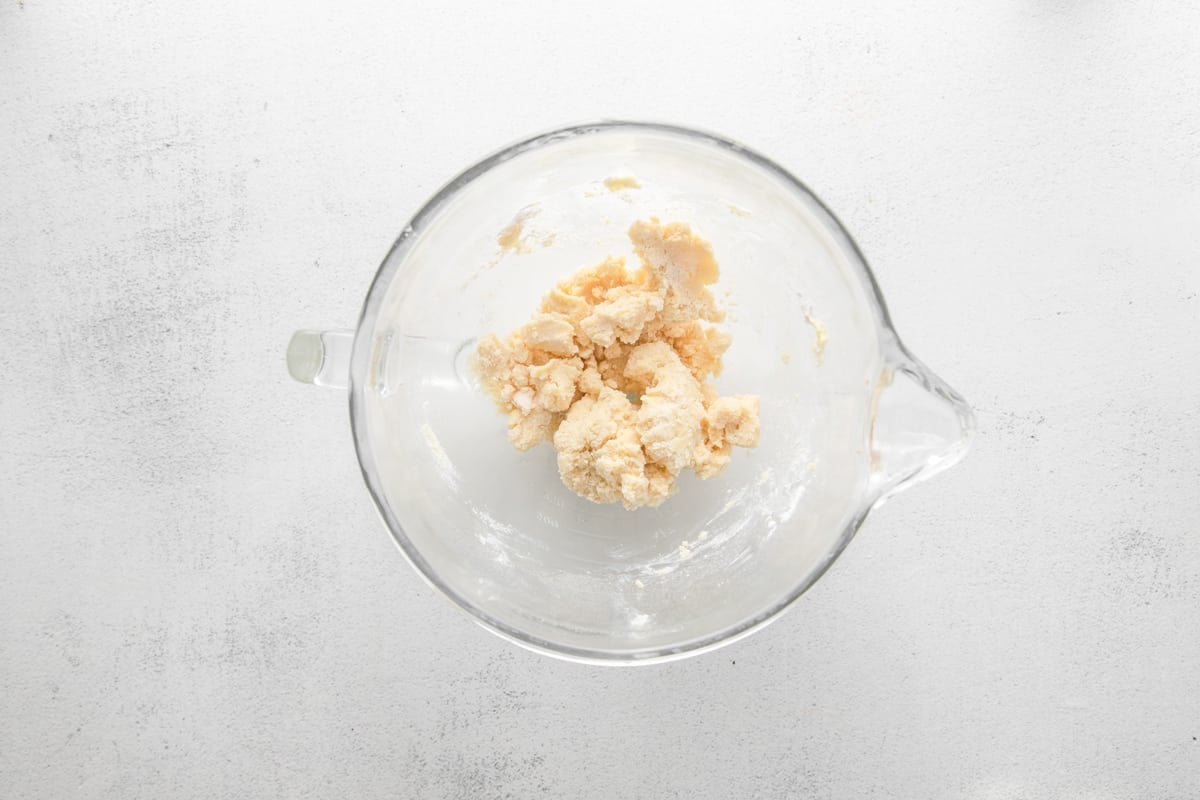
[347,120,901,665]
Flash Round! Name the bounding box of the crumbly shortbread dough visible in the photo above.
[474,219,760,509]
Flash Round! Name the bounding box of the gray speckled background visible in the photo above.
[3,1,1199,797]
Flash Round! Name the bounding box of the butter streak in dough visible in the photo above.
[474,219,760,509]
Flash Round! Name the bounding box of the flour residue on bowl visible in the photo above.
[804,308,828,366]
[421,423,458,488]
[496,204,551,255]
[464,204,558,288]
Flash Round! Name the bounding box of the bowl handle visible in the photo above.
[287,329,353,390]
[868,348,975,505]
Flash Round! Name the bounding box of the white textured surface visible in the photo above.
[2,1,1199,797]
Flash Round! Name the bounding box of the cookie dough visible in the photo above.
[474,219,760,509]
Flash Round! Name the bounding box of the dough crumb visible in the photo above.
[474,219,760,509]
[604,175,641,191]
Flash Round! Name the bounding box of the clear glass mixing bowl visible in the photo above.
[287,121,974,664]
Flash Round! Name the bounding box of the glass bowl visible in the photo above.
[288,121,974,664]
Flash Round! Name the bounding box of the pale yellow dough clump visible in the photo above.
[474,219,760,509]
